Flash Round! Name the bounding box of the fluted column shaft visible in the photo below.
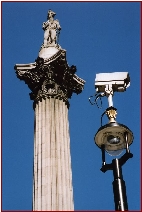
[33,97,74,211]
[15,41,85,211]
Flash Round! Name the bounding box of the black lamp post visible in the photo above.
[90,72,134,211]
[94,107,134,211]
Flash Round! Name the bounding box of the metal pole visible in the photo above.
[108,93,113,107]
[101,145,106,166]
[112,158,128,211]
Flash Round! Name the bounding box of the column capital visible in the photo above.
[14,48,85,108]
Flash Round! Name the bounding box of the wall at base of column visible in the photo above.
[33,97,74,211]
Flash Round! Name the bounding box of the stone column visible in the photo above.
[33,97,74,210]
[15,48,85,211]
[14,10,85,211]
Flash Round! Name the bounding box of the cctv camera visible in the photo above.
[95,72,130,93]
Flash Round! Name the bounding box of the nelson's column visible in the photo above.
[14,10,85,211]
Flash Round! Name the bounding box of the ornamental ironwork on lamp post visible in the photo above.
[89,72,134,211]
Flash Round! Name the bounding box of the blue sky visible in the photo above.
[2,2,141,210]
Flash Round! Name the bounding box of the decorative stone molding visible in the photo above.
[14,48,85,108]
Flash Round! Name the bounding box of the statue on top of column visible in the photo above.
[42,10,61,47]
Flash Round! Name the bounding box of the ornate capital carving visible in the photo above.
[14,49,85,108]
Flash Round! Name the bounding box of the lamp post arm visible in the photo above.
[100,152,133,173]
[119,152,133,167]
[100,163,113,173]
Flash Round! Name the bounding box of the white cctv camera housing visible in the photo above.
[95,72,130,93]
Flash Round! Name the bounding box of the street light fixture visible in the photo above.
[89,72,134,211]
[95,107,133,156]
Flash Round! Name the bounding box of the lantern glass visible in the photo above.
[94,122,133,156]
